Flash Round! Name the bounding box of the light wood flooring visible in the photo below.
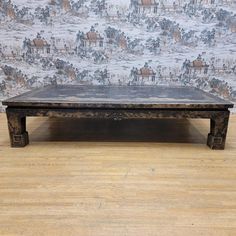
[0,113,236,236]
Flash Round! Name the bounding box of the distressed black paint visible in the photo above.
[2,85,234,149]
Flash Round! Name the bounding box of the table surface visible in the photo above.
[2,85,234,109]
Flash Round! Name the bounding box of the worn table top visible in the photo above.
[2,85,234,109]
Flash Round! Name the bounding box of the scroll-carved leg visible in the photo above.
[207,111,230,150]
[6,110,29,147]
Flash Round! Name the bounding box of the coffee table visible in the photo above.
[2,85,234,149]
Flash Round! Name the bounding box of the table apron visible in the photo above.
[6,107,230,120]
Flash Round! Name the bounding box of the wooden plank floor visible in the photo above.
[0,113,236,236]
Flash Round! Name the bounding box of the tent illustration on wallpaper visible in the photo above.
[77,26,104,49]
[0,0,236,111]
[131,0,159,14]
[23,33,50,56]
[190,56,209,74]
[182,55,209,75]
[131,63,156,84]
[137,0,159,13]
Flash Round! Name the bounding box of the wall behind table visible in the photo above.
[0,0,236,112]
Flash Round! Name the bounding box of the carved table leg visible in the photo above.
[207,111,230,150]
[6,110,29,147]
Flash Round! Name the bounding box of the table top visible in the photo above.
[2,85,234,109]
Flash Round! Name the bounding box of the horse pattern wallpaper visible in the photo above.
[0,0,236,111]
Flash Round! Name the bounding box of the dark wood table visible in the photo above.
[2,85,234,149]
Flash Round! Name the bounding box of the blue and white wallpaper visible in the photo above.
[0,0,236,111]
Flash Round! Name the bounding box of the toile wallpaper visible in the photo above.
[0,0,236,111]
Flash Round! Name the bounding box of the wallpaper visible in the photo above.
[0,0,236,111]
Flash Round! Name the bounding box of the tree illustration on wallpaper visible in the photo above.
[0,0,236,112]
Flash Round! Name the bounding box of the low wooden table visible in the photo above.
[2,85,234,149]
